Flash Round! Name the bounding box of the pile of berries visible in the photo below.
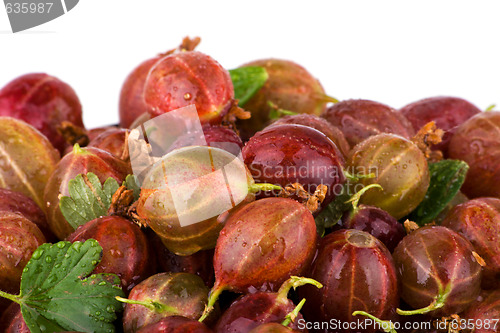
[0,37,499,333]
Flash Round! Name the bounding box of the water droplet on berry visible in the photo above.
[470,140,484,154]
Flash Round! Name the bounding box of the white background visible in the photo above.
[0,0,499,129]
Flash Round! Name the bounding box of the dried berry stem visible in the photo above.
[345,184,383,211]
[221,100,251,131]
[411,121,444,162]
[108,185,135,217]
[276,276,323,304]
[115,296,177,314]
[199,285,226,323]
[403,220,420,234]
[281,298,306,327]
[472,251,486,267]
[161,36,201,56]
[306,184,328,213]
[58,121,89,147]
[279,183,328,213]
[352,311,397,333]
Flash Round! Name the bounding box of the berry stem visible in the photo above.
[199,284,226,322]
[318,93,339,104]
[0,290,20,304]
[72,143,85,155]
[345,184,383,211]
[396,285,451,316]
[248,183,283,193]
[115,296,177,314]
[281,298,306,327]
[352,311,397,333]
[485,104,496,112]
[267,101,298,120]
[276,276,322,303]
[343,169,376,182]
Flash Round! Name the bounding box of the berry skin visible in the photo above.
[442,197,500,289]
[347,133,429,219]
[144,51,234,125]
[299,229,399,333]
[322,99,414,147]
[393,226,482,317]
[448,111,500,199]
[119,57,160,128]
[400,96,481,156]
[0,73,84,153]
[243,124,345,211]
[237,58,331,140]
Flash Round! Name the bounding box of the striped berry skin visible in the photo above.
[341,205,405,252]
[87,128,129,160]
[393,226,482,317]
[123,272,211,333]
[144,51,234,125]
[347,133,429,220]
[0,303,30,333]
[0,188,55,242]
[0,212,46,313]
[212,198,317,294]
[66,215,155,292]
[267,114,351,159]
[237,58,330,141]
[400,96,481,156]
[442,197,500,289]
[0,73,84,153]
[322,99,414,148]
[0,117,60,210]
[249,323,301,333]
[463,290,500,333]
[299,229,398,333]
[43,146,131,240]
[243,124,345,211]
[137,316,213,333]
[119,57,161,128]
[448,111,500,199]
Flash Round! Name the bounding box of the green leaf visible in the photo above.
[59,173,120,230]
[406,160,469,226]
[18,240,125,333]
[229,67,268,106]
[314,185,351,237]
[123,174,141,201]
